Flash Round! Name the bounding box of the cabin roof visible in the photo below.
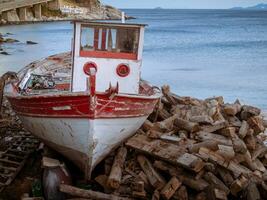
[71,20,147,28]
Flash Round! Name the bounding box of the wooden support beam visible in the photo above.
[137,155,166,190]
[107,147,127,189]
[59,184,132,200]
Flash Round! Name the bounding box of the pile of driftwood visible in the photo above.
[60,86,266,200]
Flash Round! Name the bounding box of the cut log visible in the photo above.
[59,184,132,200]
[214,188,227,200]
[227,116,242,127]
[246,181,261,200]
[251,145,267,160]
[232,136,247,154]
[247,116,265,135]
[176,153,204,173]
[132,181,145,193]
[126,134,187,167]
[142,120,154,132]
[195,192,207,200]
[196,131,232,146]
[217,167,234,187]
[203,172,230,195]
[107,147,127,189]
[201,121,228,133]
[95,175,109,191]
[172,186,188,200]
[151,190,160,200]
[244,130,256,151]
[188,140,219,153]
[216,145,235,160]
[219,127,236,137]
[153,160,209,191]
[154,115,178,131]
[158,109,172,120]
[189,115,213,124]
[42,157,61,168]
[137,155,166,190]
[174,118,200,133]
[147,130,165,139]
[162,85,177,105]
[230,175,248,196]
[242,105,261,116]
[238,121,250,139]
[223,103,241,116]
[160,177,181,200]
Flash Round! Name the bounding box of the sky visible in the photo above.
[102,0,267,9]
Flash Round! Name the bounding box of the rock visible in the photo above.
[26,41,38,45]
[0,51,10,55]
[4,38,19,43]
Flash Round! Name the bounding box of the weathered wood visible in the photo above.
[251,145,267,160]
[95,175,109,191]
[214,188,227,200]
[238,121,250,139]
[137,155,166,190]
[172,186,188,200]
[232,136,247,154]
[217,167,234,187]
[151,190,160,200]
[126,134,187,167]
[223,103,241,116]
[160,177,181,200]
[227,116,242,127]
[189,115,213,124]
[154,115,178,131]
[195,192,207,200]
[153,160,209,191]
[188,140,219,153]
[147,130,165,139]
[247,116,265,134]
[216,145,235,160]
[242,105,261,116]
[42,157,61,168]
[162,85,177,105]
[201,121,228,133]
[230,175,248,196]
[59,184,132,200]
[196,131,232,146]
[174,118,200,133]
[142,120,154,132]
[203,172,230,195]
[246,182,261,200]
[107,147,127,189]
[160,134,182,143]
[176,153,204,173]
[219,127,236,137]
[244,130,256,151]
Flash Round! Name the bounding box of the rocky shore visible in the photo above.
[0,0,128,26]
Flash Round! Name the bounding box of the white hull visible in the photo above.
[19,115,147,177]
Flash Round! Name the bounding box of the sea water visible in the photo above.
[0,9,267,109]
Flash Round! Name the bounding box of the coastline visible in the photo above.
[0,0,133,26]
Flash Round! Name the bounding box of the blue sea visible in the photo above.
[0,9,267,109]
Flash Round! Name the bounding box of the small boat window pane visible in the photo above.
[80,25,140,59]
[81,27,94,51]
[116,28,139,54]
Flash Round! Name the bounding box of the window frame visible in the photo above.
[79,24,139,60]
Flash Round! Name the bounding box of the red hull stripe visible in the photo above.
[7,93,158,119]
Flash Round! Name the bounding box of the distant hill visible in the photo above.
[231,3,267,10]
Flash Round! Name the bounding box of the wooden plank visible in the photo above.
[137,155,166,190]
[160,177,181,200]
[59,184,133,200]
[107,147,127,189]
[126,134,187,166]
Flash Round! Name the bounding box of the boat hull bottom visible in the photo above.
[18,115,148,179]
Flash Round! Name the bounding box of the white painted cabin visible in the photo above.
[71,21,146,94]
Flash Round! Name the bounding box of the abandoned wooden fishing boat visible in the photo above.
[5,21,161,179]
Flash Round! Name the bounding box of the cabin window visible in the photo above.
[80,25,140,60]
